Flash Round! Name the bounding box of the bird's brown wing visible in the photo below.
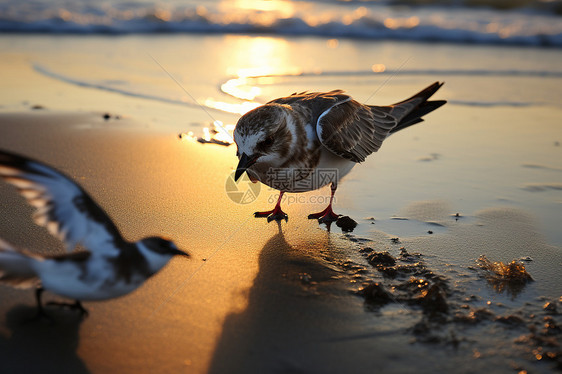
[269,90,395,162]
[267,90,349,122]
[314,97,397,163]
[312,82,445,162]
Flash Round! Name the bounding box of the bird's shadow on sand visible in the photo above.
[0,304,90,373]
[208,222,359,374]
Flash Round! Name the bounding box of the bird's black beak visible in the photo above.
[235,153,257,181]
[173,248,190,258]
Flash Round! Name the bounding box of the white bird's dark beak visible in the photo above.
[173,248,190,257]
[235,153,257,181]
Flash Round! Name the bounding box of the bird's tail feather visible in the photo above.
[391,100,447,134]
[389,82,446,134]
[393,81,444,106]
[0,238,40,288]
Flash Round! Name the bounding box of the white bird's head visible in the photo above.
[233,104,295,181]
[138,236,189,273]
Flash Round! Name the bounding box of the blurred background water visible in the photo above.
[1,0,562,46]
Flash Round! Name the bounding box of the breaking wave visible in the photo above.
[2,0,562,47]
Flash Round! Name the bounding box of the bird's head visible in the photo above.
[138,236,189,272]
[233,104,294,181]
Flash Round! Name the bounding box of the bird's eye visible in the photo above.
[261,136,274,147]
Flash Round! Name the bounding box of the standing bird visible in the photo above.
[234,82,446,222]
[0,150,189,317]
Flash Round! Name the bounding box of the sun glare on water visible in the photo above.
[203,36,301,116]
[180,121,235,146]
[220,0,296,19]
[188,35,304,143]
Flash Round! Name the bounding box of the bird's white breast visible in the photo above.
[254,147,355,193]
[313,147,356,185]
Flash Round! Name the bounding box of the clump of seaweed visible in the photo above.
[476,255,533,296]
[359,248,450,318]
[359,282,393,306]
[367,251,396,267]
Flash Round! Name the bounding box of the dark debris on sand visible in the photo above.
[102,113,121,121]
[181,126,233,147]
[359,282,392,305]
[197,138,231,146]
[352,240,562,372]
[544,301,558,314]
[359,247,449,317]
[366,251,396,267]
[335,216,357,232]
[514,315,562,370]
[355,246,457,347]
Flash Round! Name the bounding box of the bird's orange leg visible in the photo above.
[308,183,340,223]
[254,191,288,222]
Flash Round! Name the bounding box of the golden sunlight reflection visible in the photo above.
[220,65,302,104]
[221,78,262,101]
[383,16,419,30]
[201,36,302,116]
[153,8,172,22]
[179,121,235,146]
[223,37,294,79]
[371,64,386,73]
[342,6,368,26]
[220,0,296,18]
[326,39,339,49]
[185,35,312,141]
[178,130,196,142]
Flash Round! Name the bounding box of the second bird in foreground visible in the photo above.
[234,82,446,222]
[0,150,189,318]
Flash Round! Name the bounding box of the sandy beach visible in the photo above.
[1,30,561,374]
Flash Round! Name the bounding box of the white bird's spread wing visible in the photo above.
[0,150,123,255]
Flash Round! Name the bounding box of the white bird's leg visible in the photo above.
[25,287,53,323]
[254,191,288,222]
[34,287,48,318]
[308,182,340,223]
[47,299,89,316]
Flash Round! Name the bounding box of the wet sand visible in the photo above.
[0,35,561,373]
[0,111,560,373]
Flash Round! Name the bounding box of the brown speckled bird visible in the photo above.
[234,82,446,222]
